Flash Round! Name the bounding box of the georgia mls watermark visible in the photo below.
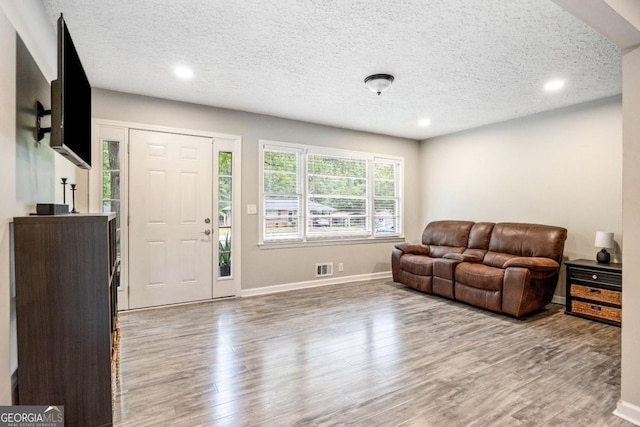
[0,406,64,427]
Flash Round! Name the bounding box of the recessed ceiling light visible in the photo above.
[544,79,565,92]
[174,66,194,80]
[418,118,432,127]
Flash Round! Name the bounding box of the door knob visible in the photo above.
[204,218,211,224]
[203,229,211,236]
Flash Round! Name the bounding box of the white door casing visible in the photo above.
[128,129,213,309]
[91,120,242,310]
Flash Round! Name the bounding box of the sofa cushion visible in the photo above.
[399,270,432,293]
[468,222,495,249]
[400,254,434,276]
[455,262,504,291]
[483,251,518,269]
[421,220,474,247]
[443,253,482,263]
[455,283,502,312]
[488,223,568,263]
[429,245,466,258]
[394,243,431,256]
[503,257,560,271]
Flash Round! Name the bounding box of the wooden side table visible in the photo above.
[565,259,622,326]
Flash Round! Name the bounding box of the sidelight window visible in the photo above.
[102,140,122,287]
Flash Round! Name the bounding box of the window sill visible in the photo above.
[258,235,405,250]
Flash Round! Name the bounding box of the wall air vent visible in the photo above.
[316,263,333,277]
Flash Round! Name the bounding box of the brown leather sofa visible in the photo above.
[392,221,567,317]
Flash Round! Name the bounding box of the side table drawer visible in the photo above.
[571,300,622,324]
[570,284,621,306]
[569,268,621,286]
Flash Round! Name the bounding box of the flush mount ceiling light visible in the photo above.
[418,118,432,127]
[544,79,565,92]
[364,74,394,95]
[174,66,194,79]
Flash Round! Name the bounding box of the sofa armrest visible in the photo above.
[394,243,431,256]
[503,257,559,272]
[443,253,482,263]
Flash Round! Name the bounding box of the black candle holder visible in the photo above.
[70,184,78,213]
[60,177,67,204]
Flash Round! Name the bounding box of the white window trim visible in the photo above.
[259,139,404,247]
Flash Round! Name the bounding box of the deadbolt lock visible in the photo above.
[204,218,211,224]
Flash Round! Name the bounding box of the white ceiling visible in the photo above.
[40,0,621,140]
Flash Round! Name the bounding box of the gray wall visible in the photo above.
[92,89,422,289]
[420,97,623,298]
[0,7,17,404]
[15,35,54,204]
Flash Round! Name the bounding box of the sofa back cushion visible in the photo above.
[421,220,474,258]
[484,223,568,268]
[464,222,495,259]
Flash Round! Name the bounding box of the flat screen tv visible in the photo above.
[50,14,92,169]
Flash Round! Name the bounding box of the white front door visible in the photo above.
[129,129,214,309]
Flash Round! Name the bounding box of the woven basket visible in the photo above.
[571,300,621,323]
[570,284,621,305]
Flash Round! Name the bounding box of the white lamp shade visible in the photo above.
[594,231,615,248]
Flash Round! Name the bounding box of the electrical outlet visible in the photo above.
[338,263,344,272]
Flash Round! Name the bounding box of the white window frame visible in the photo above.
[259,139,404,247]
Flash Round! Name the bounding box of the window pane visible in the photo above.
[219,177,232,201]
[103,140,120,170]
[219,151,232,176]
[103,171,120,200]
[308,197,369,234]
[265,196,301,238]
[219,229,231,277]
[375,199,399,234]
[375,216,400,234]
[218,150,233,277]
[218,201,231,226]
[375,178,395,197]
[308,155,366,178]
[375,163,397,197]
[264,151,298,194]
[374,198,397,214]
[308,155,367,196]
[308,175,367,196]
[307,154,369,235]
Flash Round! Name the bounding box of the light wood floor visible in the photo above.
[113,280,631,427]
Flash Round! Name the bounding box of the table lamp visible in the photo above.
[594,231,614,264]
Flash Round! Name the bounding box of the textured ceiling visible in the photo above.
[40,0,621,140]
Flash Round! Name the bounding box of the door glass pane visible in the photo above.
[219,229,231,278]
[219,177,232,201]
[218,151,232,277]
[219,151,232,175]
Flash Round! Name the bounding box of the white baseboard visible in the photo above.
[614,400,640,426]
[551,295,566,305]
[241,271,392,297]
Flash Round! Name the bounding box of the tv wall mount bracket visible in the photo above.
[36,100,51,142]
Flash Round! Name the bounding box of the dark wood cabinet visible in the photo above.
[13,214,117,427]
[565,259,622,327]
